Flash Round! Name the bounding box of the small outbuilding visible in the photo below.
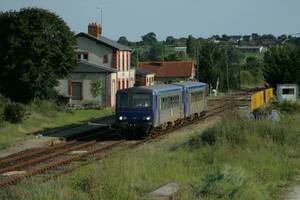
[276,84,298,102]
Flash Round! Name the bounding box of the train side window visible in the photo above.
[173,95,179,107]
[161,97,166,110]
[191,91,203,102]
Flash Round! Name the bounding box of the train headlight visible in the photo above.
[119,116,127,121]
[143,116,151,121]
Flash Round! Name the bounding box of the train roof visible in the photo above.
[172,81,207,88]
[118,84,182,94]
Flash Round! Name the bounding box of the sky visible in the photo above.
[1,0,300,41]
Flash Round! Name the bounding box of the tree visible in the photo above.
[148,43,164,61]
[243,56,264,84]
[90,80,102,98]
[0,8,77,103]
[263,44,300,87]
[165,36,175,45]
[117,36,129,46]
[186,35,197,58]
[197,43,242,91]
[164,52,188,61]
[141,32,157,45]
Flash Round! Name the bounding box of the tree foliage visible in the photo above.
[0,8,77,103]
[90,80,102,98]
[186,35,199,59]
[117,36,129,46]
[263,44,300,87]
[197,42,243,91]
[148,43,164,61]
[243,56,264,84]
[165,36,175,45]
[141,32,157,45]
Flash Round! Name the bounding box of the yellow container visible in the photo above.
[264,88,273,103]
[251,91,265,111]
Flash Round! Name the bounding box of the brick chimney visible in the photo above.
[88,23,102,38]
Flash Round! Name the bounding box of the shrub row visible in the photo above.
[0,97,27,123]
[187,115,287,150]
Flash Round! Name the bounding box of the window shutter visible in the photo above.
[80,82,83,100]
[68,80,72,96]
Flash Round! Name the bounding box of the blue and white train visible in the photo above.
[115,81,208,135]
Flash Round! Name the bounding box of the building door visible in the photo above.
[72,82,82,100]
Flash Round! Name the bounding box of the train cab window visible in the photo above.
[118,93,128,109]
[132,94,151,108]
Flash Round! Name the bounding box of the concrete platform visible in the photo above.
[147,182,179,200]
[0,115,115,158]
[2,171,26,176]
[41,115,114,139]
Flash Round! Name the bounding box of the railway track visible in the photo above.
[0,90,253,188]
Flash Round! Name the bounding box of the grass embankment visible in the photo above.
[1,103,300,200]
[0,100,113,150]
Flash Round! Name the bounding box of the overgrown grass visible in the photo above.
[272,101,300,114]
[1,112,300,200]
[0,100,113,150]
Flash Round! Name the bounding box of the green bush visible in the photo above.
[0,97,10,121]
[29,99,63,117]
[188,120,247,149]
[194,167,245,199]
[273,101,300,114]
[3,102,27,123]
[259,124,285,144]
[240,70,254,86]
[200,127,217,146]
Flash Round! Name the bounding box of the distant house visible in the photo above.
[135,68,155,86]
[229,35,242,44]
[174,46,187,54]
[237,46,267,54]
[138,61,196,84]
[57,23,135,107]
[242,35,252,42]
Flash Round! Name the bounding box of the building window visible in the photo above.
[123,80,126,89]
[122,53,125,71]
[117,52,120,70]
[103,54,108,64]
[83,53,88,60]
[126,52,129,70]
[282,88,295,95]
[78,53,88,61]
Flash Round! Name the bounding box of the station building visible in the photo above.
[56,23,135,107]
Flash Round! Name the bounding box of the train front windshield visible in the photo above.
[132,94,151,108]
[118,93,129,109]
[118,93,151,109]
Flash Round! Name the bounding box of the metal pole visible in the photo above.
[226,48,230,92]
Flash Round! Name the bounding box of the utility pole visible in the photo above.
[96,7,103,28]
[226,48,230,93]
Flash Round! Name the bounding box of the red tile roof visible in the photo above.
[138,61,195,78]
